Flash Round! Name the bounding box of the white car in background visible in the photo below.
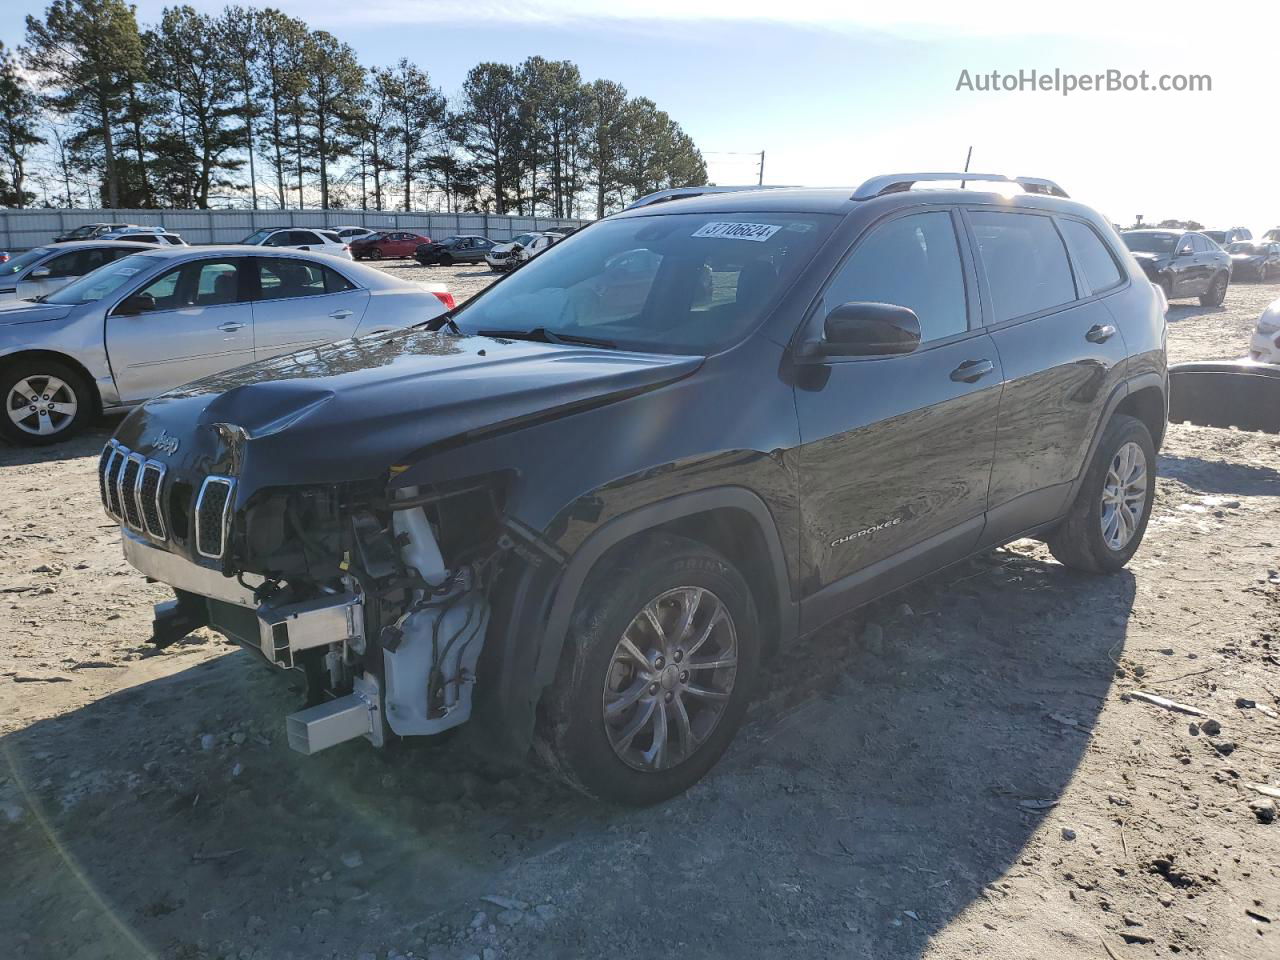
[0,240,156,303]
[485,232,559,272]
[0,247,452,444]
[1249,298,1280,363]
[328,225,377,242]
[240,227,353,259]
[98,227,188,246]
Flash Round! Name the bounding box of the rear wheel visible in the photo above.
[1158,277,1173,301]
[369,247,383,261]
[0,359,93,446]
[538,535,760,804]
[1200,271,1227,306]
[1047,414,1156,573]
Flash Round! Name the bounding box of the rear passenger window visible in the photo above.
[970,211,1077,322]
[1058,219,1124,295]
[822,211,968,342]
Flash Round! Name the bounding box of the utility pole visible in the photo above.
[758,150,765,186]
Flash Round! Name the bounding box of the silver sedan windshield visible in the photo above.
[44,254,159,305]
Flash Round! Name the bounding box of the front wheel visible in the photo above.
[1200,272,1227,307]
[1047,414,1156,573]
[1,359,93,446]
[538,535,760,804]
[439,253,453,266]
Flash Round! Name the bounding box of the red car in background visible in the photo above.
[350,231,431,260]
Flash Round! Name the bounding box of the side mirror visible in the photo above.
[798,302,922,360]
[1176,246,1193,258]
[115,293,156,316]
[29,266,51,279]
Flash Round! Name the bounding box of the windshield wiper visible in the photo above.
[476,326,618,349]
[23,295,47,303]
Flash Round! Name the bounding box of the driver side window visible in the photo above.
[822,211,969,342]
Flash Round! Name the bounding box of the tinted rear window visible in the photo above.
[970,211,1077,322]
[1058,219,1124,295]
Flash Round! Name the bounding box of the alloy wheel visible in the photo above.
[6,375,78,438]
[602,586,738,772]
[1100,441,1148,551]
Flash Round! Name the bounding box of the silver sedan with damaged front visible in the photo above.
[0,246,451,445]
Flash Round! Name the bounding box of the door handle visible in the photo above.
[950,359,995,383]
[218,321,245,332]
[329,309,353,320]
[1085,323,1117,343]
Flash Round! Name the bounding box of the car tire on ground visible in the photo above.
[1046,414,1156,574]
[537,534,760,805]
[1158,277,1172,301]
[0,358,93,446]
[1199,272,1227,307]
[439,254,453,266]
[369,248,383,260]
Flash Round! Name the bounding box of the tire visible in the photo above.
[537,534,760,805]
[1158,277,1172,301]
[369,248,383,261]
[1199,271,1227,307]
[1046,414,1156,574]
[0,358,93,446]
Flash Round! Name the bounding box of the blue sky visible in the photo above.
[4,1,1277,230]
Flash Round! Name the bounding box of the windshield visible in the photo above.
[452,211,837,353]
[510,234,537,246]
[0,247,53,277]
[1202,232,1225,243]
[1227,242,1263,254]
[44,254,157,305]
[241,228,275,245]
[65,225,97,239]
[1123,233,1176,254]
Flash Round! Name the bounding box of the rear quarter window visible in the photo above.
[970,211,1078,322]
[1058,219,1124,295]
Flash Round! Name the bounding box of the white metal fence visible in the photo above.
[0,208,593,251]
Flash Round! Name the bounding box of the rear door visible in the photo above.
[249,256,370,358]
[970,209,1131,544]
[107,257,254,402]
[795,207,1002,623]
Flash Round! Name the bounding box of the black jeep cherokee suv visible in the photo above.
[102,173,1167,804]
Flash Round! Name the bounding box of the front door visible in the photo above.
[795,208,1001,626]
[107,257,254,402]
[249,256,370,358]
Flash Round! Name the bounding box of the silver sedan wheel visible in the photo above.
[1100,441,1147,551]
[602,586,738,772]
[6,375,78,437]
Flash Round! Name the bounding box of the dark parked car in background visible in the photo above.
[1202,228,1251,246]
[350,231,431,260]
[103,172,1166,803]
[1225,241,1280,282]
[1122,230,1231,305]
[52,222,134,243]
[414,235,495,266]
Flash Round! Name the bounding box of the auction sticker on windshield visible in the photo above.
[691,222,783,242]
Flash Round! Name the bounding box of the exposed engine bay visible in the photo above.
[134,473,519,755]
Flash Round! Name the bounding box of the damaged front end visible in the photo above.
[106,438,513,755]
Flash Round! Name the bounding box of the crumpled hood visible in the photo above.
[112,328,703,493]
[0,301,75,326]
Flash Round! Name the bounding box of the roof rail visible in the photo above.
[851,173,1069,201]
[624,184,797,211]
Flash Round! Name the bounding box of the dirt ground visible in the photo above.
[2,268,1278,960]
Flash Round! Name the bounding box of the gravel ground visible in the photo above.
[1,273,1278,960]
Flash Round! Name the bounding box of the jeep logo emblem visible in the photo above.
[150,430,180,456]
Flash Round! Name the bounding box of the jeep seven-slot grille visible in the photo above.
[98,441,175,544]
[195,477,234,559]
